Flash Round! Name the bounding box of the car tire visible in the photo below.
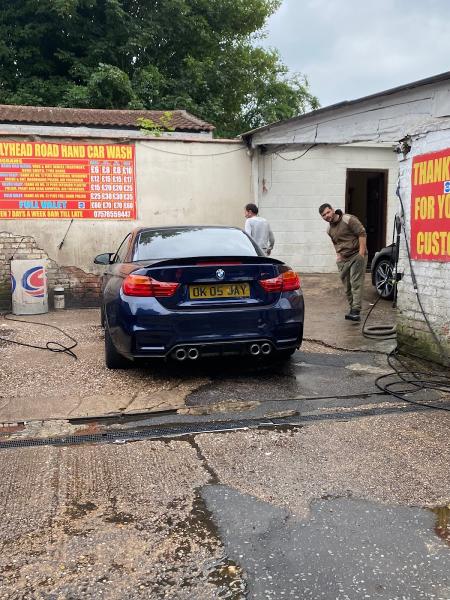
[105,325,130,369]
[374,258,395,300]
[100,304,106,328]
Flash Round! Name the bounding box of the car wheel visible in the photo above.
[100,304,105,328]
[105,325,130,369]
[374,258,395,300]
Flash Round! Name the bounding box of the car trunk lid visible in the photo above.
[126,256,285,308]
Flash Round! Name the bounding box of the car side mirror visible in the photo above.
[94,252,114,265]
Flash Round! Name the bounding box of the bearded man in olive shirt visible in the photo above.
[319,203,368,322]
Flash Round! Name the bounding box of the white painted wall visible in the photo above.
[0,137,252,272]
[255,145,399,272]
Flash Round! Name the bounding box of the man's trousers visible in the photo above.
[336,253,368,311]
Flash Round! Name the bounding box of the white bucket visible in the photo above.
[53,286,65,310]
[11,259,48,315]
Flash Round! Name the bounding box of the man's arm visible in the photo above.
[347,215,367,257]
[267,227,275,254]
[244,220,252,236]
[358,235,367,256]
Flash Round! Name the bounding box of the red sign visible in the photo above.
[411,148,450,261]
[0,142,136,219]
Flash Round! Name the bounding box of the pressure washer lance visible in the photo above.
[392,214,402,309]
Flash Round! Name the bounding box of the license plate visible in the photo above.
[189,283,250,299]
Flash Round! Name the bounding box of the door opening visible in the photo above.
[345,169,387,263]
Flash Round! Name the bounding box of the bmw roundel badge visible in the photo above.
[216,268,225,280]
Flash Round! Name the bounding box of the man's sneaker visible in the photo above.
[345,309,361,322]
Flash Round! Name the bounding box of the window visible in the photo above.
[113,234,131,263]
[133,227,261,261]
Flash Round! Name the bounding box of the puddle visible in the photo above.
[431,505,450,546]
[207,559,246,598]
[167,489,247,599]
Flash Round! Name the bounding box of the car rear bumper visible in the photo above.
[110,297,304,359]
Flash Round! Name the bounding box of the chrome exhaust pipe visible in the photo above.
[174,348,187,361]
[260,342,272,355]
[187,347,199,360]
[249,343,261,356]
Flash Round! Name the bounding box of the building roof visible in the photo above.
[0,104,215,132]
[242,70,450,139]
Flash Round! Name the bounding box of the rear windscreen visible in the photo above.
[133,228,262,260]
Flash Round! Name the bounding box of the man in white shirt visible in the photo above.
[244,203,275,256]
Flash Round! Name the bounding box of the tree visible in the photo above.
[0,0,318,137]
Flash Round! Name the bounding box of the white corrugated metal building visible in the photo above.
[242,72,450,364]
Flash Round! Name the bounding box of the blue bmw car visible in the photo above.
[94,226,304,368]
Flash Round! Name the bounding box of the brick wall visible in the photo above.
[0,232,101,311]
[396,130,450,366]
[397,260,450,363]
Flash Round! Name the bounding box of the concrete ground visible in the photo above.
[0,273,395,424]
[0,273,449,599]
[0,414,449,599]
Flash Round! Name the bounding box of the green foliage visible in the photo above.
[137,112,175,136]
[0,0,318,136]
[86,64,135,109]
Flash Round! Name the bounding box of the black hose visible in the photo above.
[362,293,396,339]
[375,348,450,412]
[0,312,78,360]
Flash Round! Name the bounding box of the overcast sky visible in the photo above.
[262,0,450,108]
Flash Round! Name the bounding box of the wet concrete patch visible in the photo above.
[345,362,392,375]
[0,440,244,599]
[0,309,210,422]
[202,486,450,600]
[185,351,392,407]
[166,490,247,598]
[185,359,299,406]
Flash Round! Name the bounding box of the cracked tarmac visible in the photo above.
[0,274,449,598]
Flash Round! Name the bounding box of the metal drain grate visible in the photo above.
[0,402,430,450]
[0,417,298,449]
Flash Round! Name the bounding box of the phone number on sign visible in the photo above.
[93,210,132,218]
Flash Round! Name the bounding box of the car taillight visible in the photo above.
[281,270,301,291]
[122,274,179,297]
[259,270,301,292]
[259,275,283,292]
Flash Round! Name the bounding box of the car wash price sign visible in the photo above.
[0,142,136,219]
[411,148,450,261]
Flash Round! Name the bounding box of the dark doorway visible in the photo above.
[345,169,387,263]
